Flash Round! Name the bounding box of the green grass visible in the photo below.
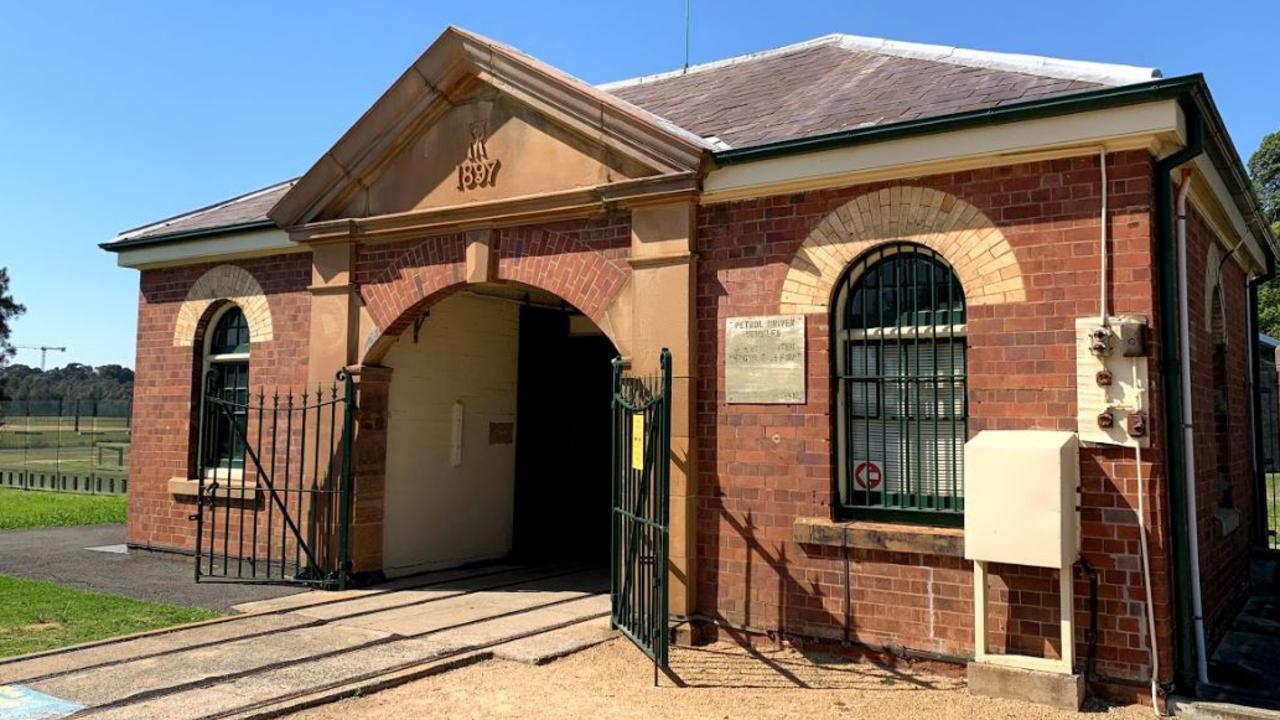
[0,574,219,657]
[0,488,127,530]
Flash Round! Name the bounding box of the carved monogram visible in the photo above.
[457,121,501,191]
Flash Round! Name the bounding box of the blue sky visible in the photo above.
[0,1,1273,368]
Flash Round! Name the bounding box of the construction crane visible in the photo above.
[15,345,66,370]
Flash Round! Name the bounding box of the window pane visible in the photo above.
[210,307,250,355]
[837,245,967,516]
[203,360,249,472]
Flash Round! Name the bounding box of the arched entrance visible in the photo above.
[377,281,618,577]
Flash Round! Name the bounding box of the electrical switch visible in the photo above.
[1126,411,1147,438]
[1088,327,1112,357]
[1120,322,1147,358]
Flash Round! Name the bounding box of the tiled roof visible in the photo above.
[605,34,1157,149]
[107,34,1158,246]
[107,180,295,246]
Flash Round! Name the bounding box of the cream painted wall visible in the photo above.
[382,293,519,577]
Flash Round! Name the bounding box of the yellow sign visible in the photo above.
[630,414,645,471]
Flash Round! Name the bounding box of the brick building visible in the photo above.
[104,29,1274,709]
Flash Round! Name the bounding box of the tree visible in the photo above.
[1249,132,1280,337]
[0,268,24,404]
[0,267,24,366]
[1250,131,1280,226]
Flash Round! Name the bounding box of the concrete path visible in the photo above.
[0,525,302,612]
[0,564,614,720]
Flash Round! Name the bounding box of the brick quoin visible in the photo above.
[127,254,311,553]
[693,150,1183,698]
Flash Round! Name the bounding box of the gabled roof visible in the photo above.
[266,26,712,229]
[605,33,1159,149]
[105,30,1165,247]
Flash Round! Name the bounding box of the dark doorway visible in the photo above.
[512,305,616,564]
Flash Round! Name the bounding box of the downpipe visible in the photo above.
[1175,169,1210,686]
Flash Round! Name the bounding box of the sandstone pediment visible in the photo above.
[269,27,708,229]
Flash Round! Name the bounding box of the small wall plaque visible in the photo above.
[725,314,806,404]
[488,421,514,445]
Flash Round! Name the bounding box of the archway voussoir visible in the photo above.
[777,186,1026,313]
[173,265,274,347]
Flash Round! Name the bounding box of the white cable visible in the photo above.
[1136,440,1162,716]
[1100,149,1109,326]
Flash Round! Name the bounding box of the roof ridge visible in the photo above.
[598,32,1160,91]
[114,178,297,241]
[834,34,1161,86]
[597,34,845,91]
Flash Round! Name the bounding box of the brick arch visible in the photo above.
[359,228,629,363]
[173,264,273,346]
[1205,243,1227,343]
[779,186,1026,314]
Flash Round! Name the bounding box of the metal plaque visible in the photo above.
[725,315,806,404]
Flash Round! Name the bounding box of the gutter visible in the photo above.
[713,75,1205,165]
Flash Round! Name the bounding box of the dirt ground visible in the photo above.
[291,638,1152,720]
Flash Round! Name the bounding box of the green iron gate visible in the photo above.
[610,349,672,683]
[194,370,356,589]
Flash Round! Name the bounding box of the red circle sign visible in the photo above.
[854,461,882,490]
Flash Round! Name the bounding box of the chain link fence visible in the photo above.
[0,399,131,495]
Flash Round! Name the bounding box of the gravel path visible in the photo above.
[290,638,1151,720]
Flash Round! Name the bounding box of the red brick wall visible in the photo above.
[1184,206,1254,647]
[355,214,631,354]
[694,151,1177,690]
[127,255,311,552]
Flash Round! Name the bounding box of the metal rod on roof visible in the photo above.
[683,0,691,73]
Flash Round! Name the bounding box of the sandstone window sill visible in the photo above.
[168,476,257,500]
[793,516,964,557]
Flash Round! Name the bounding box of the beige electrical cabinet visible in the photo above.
[964,430,1080,569]
[964,429,1081,684]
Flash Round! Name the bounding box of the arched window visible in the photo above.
[202,305,250,476]
[1210,285,1233,510]
[834,244,968,521]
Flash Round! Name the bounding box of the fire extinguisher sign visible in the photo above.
[853,460,883,490]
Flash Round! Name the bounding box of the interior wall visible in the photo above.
[382,293,519,577]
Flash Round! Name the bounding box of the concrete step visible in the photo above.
[291,564,590,622]
[323,569,606,636]
[0,613,315,685]
[491,614,615,664]
[228,563,523,615]
[1171,696,1280,720]
[76,595,610,720]
[29,623,393,707]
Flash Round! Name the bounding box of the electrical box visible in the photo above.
[1075,316,1149,448]
[964,430,1080,569]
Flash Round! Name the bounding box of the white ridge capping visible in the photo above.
[599,33,1160,91]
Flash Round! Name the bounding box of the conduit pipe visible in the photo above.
[1136,440,1160,716]
[1100,149,1110,325]
[1175,168,1210,686]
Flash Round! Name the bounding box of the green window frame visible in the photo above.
[834,243,968,524]
[201,305,250,475]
